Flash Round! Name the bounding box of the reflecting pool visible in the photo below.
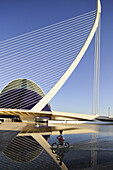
[1,123,113,169]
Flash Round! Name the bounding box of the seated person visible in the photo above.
[57,130,65,145]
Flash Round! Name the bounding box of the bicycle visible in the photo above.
[52,139,69,149]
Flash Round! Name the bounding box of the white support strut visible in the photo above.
[31,0,101,112]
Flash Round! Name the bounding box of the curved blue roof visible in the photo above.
[0,88,51,111]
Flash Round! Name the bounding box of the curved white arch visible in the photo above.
[31,0,101,112]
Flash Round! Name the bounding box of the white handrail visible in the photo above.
[31,0,101,112]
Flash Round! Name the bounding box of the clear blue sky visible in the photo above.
[0,0,113,116]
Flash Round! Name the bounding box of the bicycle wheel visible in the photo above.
[65,142,69,148]
[52,143,58,149]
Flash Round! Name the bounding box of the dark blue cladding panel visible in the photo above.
[0,89,51,111]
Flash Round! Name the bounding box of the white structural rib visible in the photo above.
[31,0,101,112]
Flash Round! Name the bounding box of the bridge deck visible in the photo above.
[0,108,112,122]
[0,108,98,121]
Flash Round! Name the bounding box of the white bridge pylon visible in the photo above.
[31,0,101,112]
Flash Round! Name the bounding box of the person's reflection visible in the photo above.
[52,147,69,166]
[57,151,64,166]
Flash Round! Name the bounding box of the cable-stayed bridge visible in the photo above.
[0,0,104,123]
[1,2,113,170]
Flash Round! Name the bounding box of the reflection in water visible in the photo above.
[66,125,113,169]
[91,126,98,168]
[1,135,61,170]
[1,123,70,169]
[1,124,113,169]
[3,135,49,162]
[52,148,69,166]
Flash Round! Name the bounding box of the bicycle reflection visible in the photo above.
[52,147,69,166]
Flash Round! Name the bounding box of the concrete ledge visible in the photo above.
[48,120,113,125]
